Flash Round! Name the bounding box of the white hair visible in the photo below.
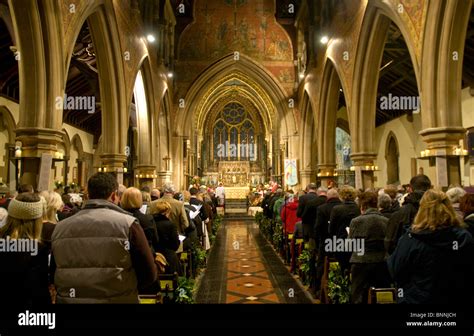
[446,187,466,204]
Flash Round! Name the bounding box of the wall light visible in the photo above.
[146,34,156,43]
[167,72,173,78]
[320,36,329,44]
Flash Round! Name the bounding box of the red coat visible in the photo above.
[280,200,301,234]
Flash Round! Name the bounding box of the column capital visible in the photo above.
[419,126,466,149]
[15,127,63,158]
[350,152,377,166]
[100,153,127,169]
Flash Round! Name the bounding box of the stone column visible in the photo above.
[350,153,377,191]
[419,127,465,188]
[299,169,316,189]
[317,163,336,188]
[100,153,127,185]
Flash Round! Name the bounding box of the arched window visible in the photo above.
[212,102,257,161]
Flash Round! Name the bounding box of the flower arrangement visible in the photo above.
[54,181,63,189]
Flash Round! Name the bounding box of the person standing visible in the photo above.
[121,187,160,254]
[387,190,474,304]
[385,174,432,255]
[216,183,225,207]
[149,182,189,235]
[349,192,390,304]
[0,193,52,306]
[52,173,158,303]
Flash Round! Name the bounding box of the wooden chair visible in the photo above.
[368,287,397,304]
[157,273,179,304]
[179,250,193,278]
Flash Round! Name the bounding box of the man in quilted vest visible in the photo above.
[52,172,157,303]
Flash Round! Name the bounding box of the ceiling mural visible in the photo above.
[178,0,292,62]
[176,0,295,99]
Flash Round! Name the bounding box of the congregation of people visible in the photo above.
[0,173,219,305]
[257,175,474,304]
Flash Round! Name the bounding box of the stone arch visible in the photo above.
[63,0,105,76]
[71,134,85,158]
[317,59,347,173]
[0,3,15,45]
[0,106,16,143]
[351,3,421,161]
[130,56,156,169]
[299,89,317,178]
[87,6,129,167]
[385,131,400,185]
[419,0,472,141]
[61,128,71,157]
[177,53,296,142]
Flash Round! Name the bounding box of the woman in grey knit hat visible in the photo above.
[0,192,54,306]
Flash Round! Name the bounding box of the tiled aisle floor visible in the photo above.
[195,219,313,304]
[225,221,281,303]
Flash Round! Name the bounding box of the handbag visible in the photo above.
[154,253,168,273]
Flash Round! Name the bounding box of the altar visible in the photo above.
[224,186,249,200]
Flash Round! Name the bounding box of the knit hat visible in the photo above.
[7,197,45,220]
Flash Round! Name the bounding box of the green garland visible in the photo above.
[297,249,312,286]
[175,276,195,304]
[327,262,351,304]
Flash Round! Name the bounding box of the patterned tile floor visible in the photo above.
[225,221,282,303]
[195,219,313,304]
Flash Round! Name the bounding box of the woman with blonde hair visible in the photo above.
[39,190,64,224]
[0,193,53,305]
[121,187,159,253]
[388,189,474,304]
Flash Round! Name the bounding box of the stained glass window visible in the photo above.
[212,102,258,161]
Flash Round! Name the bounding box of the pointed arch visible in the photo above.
[318,59,347,171]
[177,53,296,142]
[385,131,400,185]
[351,3,421,160]
[0,106,16,143]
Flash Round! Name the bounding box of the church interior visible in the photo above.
[0,0,474,315]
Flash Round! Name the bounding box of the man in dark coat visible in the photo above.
[329,186,360,273]
[298,184,326,241]
[385,174,431,255]
[313,188,342,294]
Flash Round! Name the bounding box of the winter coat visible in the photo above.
[131,209,160,254]
[329,201,361,239]
[299,194,327,240]
[153,214,182,276]
[387,226,474,304]
[273,197,285,223]
[52,199,157,303]
[385,191,425,255]
[463,213,474,238]
[280,200,301,234]
[0,222,55,306]
[315,198,342,250]
[348,208,388,263]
